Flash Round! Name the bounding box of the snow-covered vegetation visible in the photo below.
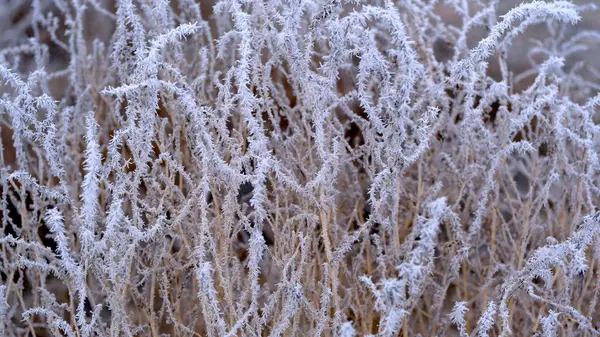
[1,0,600,336]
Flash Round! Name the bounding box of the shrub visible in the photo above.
[1,0,600,336]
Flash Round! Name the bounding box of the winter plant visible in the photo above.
[1,0,600,336]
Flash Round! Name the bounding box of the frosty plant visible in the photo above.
[1,0,600,336]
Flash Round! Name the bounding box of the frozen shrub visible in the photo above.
[1,0,600,336]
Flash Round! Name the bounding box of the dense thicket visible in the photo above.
[1,0,600,336]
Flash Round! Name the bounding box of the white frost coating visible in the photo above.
[0,0,599,336]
